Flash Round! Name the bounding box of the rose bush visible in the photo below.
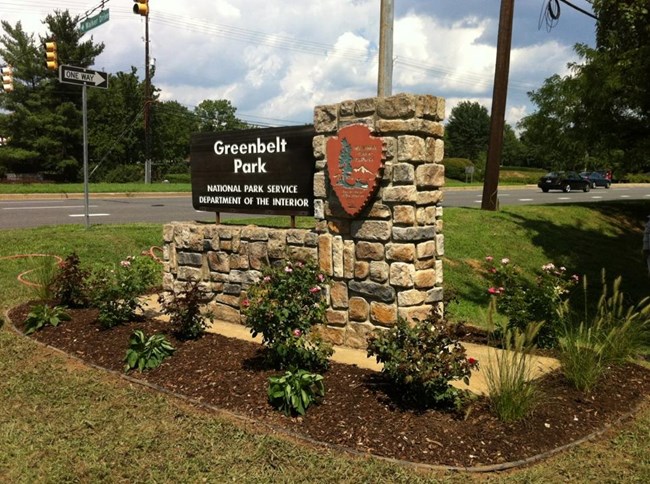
[242,259,332,371]
[483,256,580,347]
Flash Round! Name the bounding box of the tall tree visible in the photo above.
[87,68,147,178]
[0,11,104,180]
[194,99,250,132]
[519,1,650,174]
[445,101,490,162]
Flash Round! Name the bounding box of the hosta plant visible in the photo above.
[267,369,325,416]
[23,304,71,335]
[124,330,175,372]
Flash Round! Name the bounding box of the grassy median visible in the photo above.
[0,202,649,482]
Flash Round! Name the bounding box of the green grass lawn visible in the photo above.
[1,203,649,482]
[0,182,191,194]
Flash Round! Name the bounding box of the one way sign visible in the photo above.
[59,65,108,89]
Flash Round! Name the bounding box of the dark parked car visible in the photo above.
[580,171,612,189]
[538,171,591,193]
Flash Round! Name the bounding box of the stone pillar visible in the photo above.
[312,93,445,348]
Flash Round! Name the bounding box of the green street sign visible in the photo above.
[80,9,109,34]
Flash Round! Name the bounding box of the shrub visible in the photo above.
[124,330,175,372]
[267,369,325,416]
[102,164,143,183]
[558,273,650,392]
[91,255,159,329]
[163,173,190,183]
[442,157,474,181]
[160,280,211,340]
[367,317,479,409]
[24,304,71,335]
[484,313,543,422]
[53,252,90,308]
[483,256,579,348]
[243,259,332,371]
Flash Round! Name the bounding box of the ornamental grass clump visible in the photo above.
[242,259,333,371]
[483,256,579,348]
[558,272,650,392]
[367,317,479,410]
[484,310,543,422]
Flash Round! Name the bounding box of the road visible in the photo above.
[0,185,649,229]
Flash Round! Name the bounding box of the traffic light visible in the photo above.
[2,65,13,92]
[45,41,58,71]
[133,1,149,16]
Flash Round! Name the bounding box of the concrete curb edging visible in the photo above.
[3,307,647,474]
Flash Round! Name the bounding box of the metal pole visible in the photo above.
[481,0,515,211]
[377,0,394,97]
[82,84,90,228]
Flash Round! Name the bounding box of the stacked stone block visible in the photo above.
[312,93,445,348]
[162,223,317,325]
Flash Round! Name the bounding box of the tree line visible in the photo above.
[446,1,649,181]
[0,10,250,183]
[1,2,648,183]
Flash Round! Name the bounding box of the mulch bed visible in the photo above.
[8,302,650,470]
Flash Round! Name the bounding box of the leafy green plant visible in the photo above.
[243,259,332,371]
[484,307,543,422]
[558,273,650,392]
[23,304,71,335]
[267,369,325,416]
[367,317,479,409]
[124,330,175,372]
[91,255,160,329]
[53,252,90,308]
[483,256,579,348]
[160,280,211,340]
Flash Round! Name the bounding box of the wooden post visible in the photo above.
[215,212,220,224]
[481,0,515,211]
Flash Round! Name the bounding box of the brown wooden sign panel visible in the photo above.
[326,124,384,217]
[191,125,316,216]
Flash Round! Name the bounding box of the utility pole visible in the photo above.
[481,0,515,211]
[144,3,151,184]
[134,1,152,183]
[377,0,394,97]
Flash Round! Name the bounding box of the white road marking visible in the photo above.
[3,205,98,210]
[519,198,534,202]
[557,197,571,200]
[620,195,631,198]
[591,196,603,199]
[68,213,110,217]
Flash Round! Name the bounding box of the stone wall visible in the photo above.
[162,92,445,349]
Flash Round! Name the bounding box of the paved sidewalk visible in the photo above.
[140,295,560,396]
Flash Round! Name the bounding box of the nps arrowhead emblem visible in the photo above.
[326,124,384,217]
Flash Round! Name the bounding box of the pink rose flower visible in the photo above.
[241,299,250,307]
[293,329,302,338]
[309,286,321,293]
[485,256,493,262]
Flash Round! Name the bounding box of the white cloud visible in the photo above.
[0,0,596,126]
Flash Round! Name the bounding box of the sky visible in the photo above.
[0,0,597,129]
